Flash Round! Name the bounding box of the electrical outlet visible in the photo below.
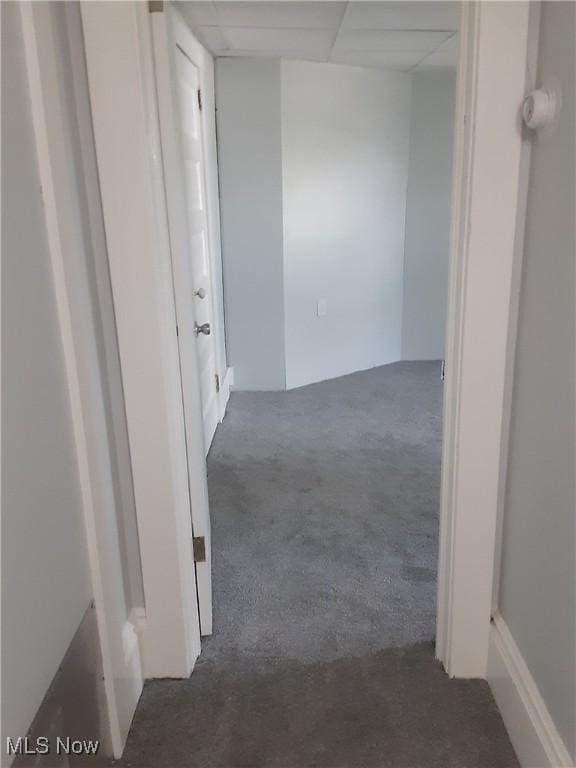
[316,298,327,317]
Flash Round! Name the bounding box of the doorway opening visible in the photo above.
[117,3,511,764]
[198,0,457,691]
[180,0,458,659]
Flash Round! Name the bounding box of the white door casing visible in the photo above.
[82,0,202,678]
[151,7,214,636]
[436,0,534,678]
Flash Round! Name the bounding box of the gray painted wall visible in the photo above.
[498,1,576,758]
[2,3,93,747]
[216,58,286,390]
[402,70,455,361]
[282,61,411,389]
[15,605,112,765]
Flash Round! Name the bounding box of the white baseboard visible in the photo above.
[117,608,146,744]
[219,366,233,420]
[121,613,140,668]
[488,613,574,768]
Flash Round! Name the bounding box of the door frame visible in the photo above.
[436,1,535,678]
[81,0,202,680]
[80,0,536,696]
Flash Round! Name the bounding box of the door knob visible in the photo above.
[195,287,206,299]
[194,322,211,337]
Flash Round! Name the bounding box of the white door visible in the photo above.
[174,48,219,454]
[151,13,214,635]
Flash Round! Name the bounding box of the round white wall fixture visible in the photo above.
[522,79,561,133]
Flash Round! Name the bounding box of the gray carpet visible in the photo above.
[118,362,519,767]
[205,360,443,663]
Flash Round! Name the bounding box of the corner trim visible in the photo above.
[488,613,574,768]
[122,608,146,668]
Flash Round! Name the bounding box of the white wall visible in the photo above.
[497,1,575,759]
[402,70,455,361]
[282,61,411,389]
[216,58,286,390]
[216,61,454,390]
[217,58,412,391]
[2,3,93,745]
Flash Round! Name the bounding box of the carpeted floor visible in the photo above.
[118,362,519,767]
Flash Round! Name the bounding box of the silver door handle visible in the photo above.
[194,322,211,337]
[195,287,206,299]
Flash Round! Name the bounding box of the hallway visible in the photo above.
[119,363,518,767]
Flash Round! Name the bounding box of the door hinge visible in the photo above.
[193,536,206,563]
[215,373,220,393]
[441,359,446,382]
[197,88,202,112]
[176,324,179,337]
[148,0,164,13]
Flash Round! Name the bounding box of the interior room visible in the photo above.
[213,7,457,392]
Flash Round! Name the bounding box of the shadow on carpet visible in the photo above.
[117,642,518,768]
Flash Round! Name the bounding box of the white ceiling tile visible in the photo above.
[196,25,230,51]
[176,2,219,27]
[330,50,428,71]
[414,34,458,69]
[178,1,459,71]
[342,2,459,32]
[333,29,451,54]
[213,2,346,29]
[222,26,334,57]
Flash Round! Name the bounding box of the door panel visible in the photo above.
[175,47,219,452]
[151,13,214,637]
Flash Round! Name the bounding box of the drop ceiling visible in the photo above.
[176,1,459,72]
